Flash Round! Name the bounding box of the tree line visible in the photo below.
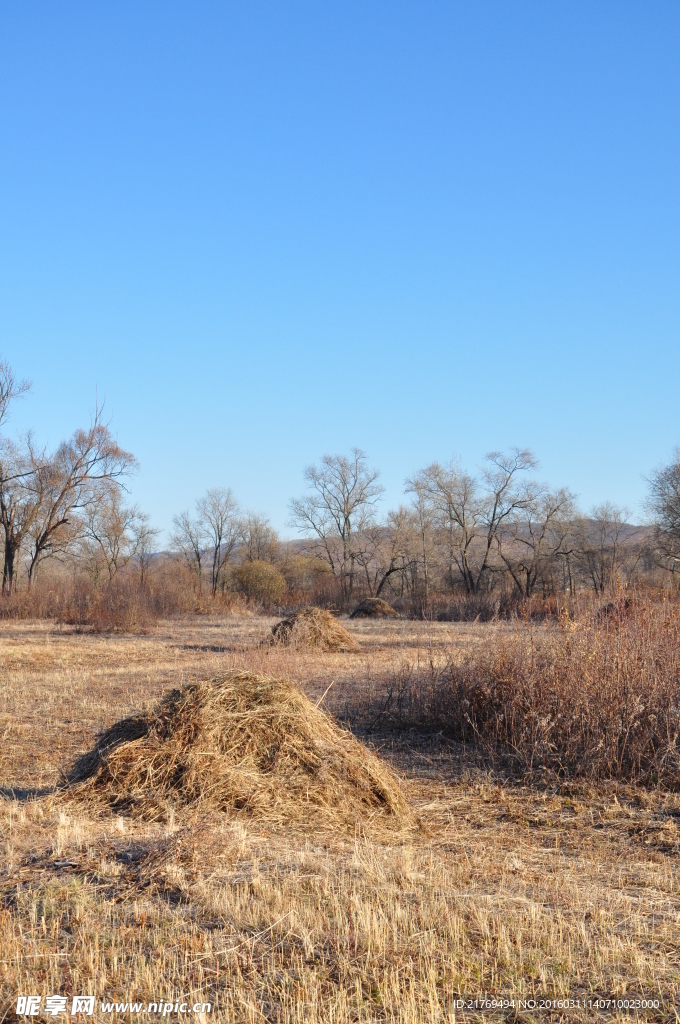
[1,360,679,613]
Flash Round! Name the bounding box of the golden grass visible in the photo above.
[270,607,358,652]
[349,599,398,619]
[69,671,410,832]
[0,616,678,1021]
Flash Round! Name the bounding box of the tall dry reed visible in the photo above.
[375,597,680,786]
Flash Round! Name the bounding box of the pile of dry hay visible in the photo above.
[270,607,358,651]
[68,672,409,832]
[350,598,398,619]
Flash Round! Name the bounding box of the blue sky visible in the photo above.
[1,2,678,536]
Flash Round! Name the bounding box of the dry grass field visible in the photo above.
[1,614,679,1022]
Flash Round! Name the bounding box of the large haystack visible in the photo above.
[350,598,398,619]
[270,607,358,651]
[69,672,409,832]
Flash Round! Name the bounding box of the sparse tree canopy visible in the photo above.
[573,503,634,593]
[0,380,136,593]
[495,486,576,598]
[646,448,680,576]
[79,485,150,584]
[172,487,241,596]
[197,487,241,596]
[0,360,30,428]
[413,449,538,594]
[289,449,383,606]
[26,411,137,585]
[239,512,279,563]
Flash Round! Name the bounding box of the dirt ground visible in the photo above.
[1,615,678,1022]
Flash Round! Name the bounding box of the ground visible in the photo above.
[0,615,678,1022]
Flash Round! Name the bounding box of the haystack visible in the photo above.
[350,597,398,619]
[68,672,409,832]
[270,607,358,651]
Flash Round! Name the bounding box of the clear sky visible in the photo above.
[1,2,678,536]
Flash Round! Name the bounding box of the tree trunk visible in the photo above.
[2,539,18,595]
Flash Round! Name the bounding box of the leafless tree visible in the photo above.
[289,449,383,606]
[0,388,135,593]
[0,437,36,594]
[171,510,206,593]
[352,513,415,599]
[404,474,436,601]
[0,360,30,429]
[646,447,680,580]
[197,487,241,596]
[416,459,478,592]
[416,449,537,593]
[573,503,633,593]
[79,485,148,583]
[25,409,136,586]
[495,486,576,597]
[0,364,32,592]
[239,512,279,563]
[134,513,160,586]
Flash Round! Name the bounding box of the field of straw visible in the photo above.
[1,613,679,1022]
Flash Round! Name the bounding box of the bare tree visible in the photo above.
[25,409,137,585]
[574,503,632,593]
[646,447,680,579]
[0,360,30,429]
[404,474,436,601]
[0,438,36,594]
[239,512,279,563]
[171,510,206,593]
[417,449,537,593]
[79,486,147,583]
[0,363,32,592]
[289,449,383,606]
[134,513,160,587]
[353,514,415,599]
[496,487,576,597]
[197,487,241,596]
[411,460,478,593]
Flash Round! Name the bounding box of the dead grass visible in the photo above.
[0,615,678,1021]
[350,598,398,619]
[69,672,410,833]
[270,607,358,652]
[365,599,680,787]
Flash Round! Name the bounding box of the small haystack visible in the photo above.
[68,672,409,832]
[270,607,358,651]
[350,598,398,619]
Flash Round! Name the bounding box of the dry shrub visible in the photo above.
[230,559,287,608]
[280,554,339,607]
[350,597,398,619]
[593,594,639,625]
[375,599,680,787]
[86,579,159,633]
[69,671,410,832]
[428,591,503,622]
[270,607,358,651]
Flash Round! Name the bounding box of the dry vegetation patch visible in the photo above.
[350,598,399,619]
[365,601,680,787]
[1,616,679,1021]
[68,671,410,832]
[270,606,358,651]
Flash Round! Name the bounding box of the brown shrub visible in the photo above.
[350,598,398,619]
[69,671,410,833]
[270,607,358,651]
[372,598,680,787]
[230,559,287,608]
